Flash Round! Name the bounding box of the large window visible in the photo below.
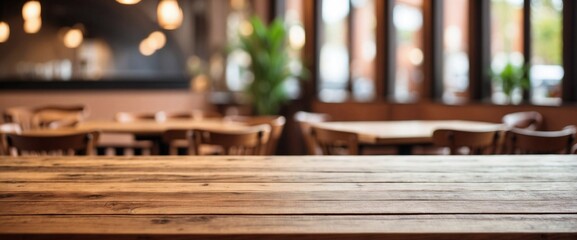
[490,0,525,104]
[393,0,424,103]
[306,0,576,105]
[351,0,376,102]
[284,0,306,99]
[442,0,469,104]
[318,0,350,102]
[318,0,376,102]
[490,0,563,105]
[530,0,563,105]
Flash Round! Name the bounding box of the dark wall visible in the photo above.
[0,0,186,80]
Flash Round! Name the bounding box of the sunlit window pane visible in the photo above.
[530,0,563,105]
[393,0,424,103]
[285,0,305,99]
[442,0,469,104]
[490,0,524,104]
[319,0,350,102]
[226,0,251,92]
[351,0,376,102]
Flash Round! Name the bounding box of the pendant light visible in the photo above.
[24,17,41,34]
[116,0,142,4]
[63,27,83,48]
[22,0,41,20]
[0,22,9,43]
[22,0,42,34]
[157,0,183,30]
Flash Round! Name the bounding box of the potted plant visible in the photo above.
[236,17,293,115]
[492,61,531,104]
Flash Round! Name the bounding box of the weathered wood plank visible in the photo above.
[3,182,577,192]
[2,200,576,215]
[1,171,576,183]
[2,233,576,240]
[1,155,576,238]
[1,215,576,234]
[5,166,576,176]
[1,190,575,202]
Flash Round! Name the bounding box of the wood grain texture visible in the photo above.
[1,155,576,239]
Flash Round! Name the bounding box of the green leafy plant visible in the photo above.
[492,62,531,102]
[237,17,292,115]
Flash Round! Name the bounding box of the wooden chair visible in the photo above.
[32,105,87,129]
[294,111,331,155]
[225,115,286,155]
[503,126,576,154]
[0,123,23,156]
[502,111,543,130]
[5,131,100,156]
[97,112,156,155]
[164,125,270,155]
[162,129,191,155]
[310,126,359,155]
[3,106,33,130]
[432,129,502,155]
[3,105,87,130]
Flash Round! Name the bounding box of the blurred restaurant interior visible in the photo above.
[0,0,577,155]
[2,1,577,238]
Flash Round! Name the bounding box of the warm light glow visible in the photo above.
[230,0,247,10]
[116,0,141,4]
[239,21,253,36]
[24,18,41,34]
[138,31,166,56]
[63,28,83,48]
[148,31,166,50]
[139,39,156,56]
[157,0,183,30]
[409,48,424,66]
[22,1,41,21]
[288,25,306,49]
[0,22,9,43]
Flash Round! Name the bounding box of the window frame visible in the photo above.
[297,0,577,105]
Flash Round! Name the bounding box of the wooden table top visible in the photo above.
[1,155,576,239]
[315,120,503,144]
[75,119,246,135]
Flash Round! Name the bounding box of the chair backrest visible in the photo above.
[3,107,33,130]
[164,125,270,155]
[226,115,286,155]
[502,111,543,130]
[503,126,576,154]
[162,129,191,155]
[432,129,501,155]
[118,110,222,123]
[310,126,359,155]
[0,123,23,156]
[5,131,100,156]
[32,105,87,129]
[4,105,86,130]
[294,111,331,155]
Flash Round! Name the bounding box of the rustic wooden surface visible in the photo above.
[1,155,576,239]
[314,120,503,144]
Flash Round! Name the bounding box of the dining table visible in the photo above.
[313,120,504,154]
[0,155,576,239]
[24,119,249,155]
[76,119,247,135]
